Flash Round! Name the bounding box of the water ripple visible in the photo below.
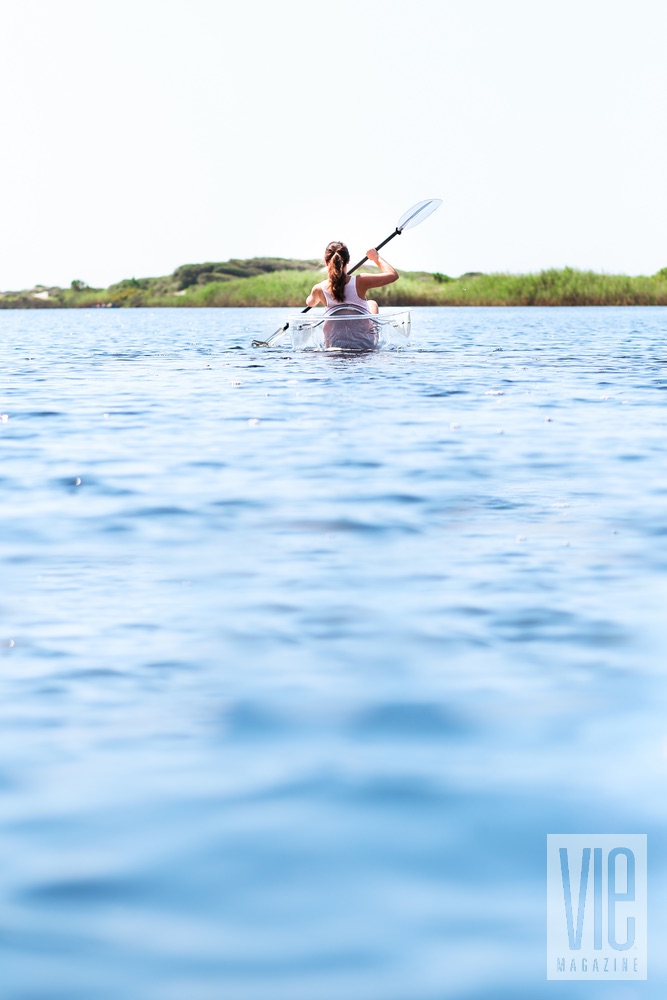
[1,306,667,999]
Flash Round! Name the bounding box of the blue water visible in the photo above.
[1,306,666,999]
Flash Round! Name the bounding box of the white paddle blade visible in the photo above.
[396,198,442,233]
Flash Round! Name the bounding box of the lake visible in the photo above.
[1,306,666,999]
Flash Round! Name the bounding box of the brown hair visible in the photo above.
[324,241,350,303]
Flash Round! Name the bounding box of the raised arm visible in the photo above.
[355,247,399,294]
[306,283,326,307]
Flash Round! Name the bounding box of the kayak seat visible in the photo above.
[323,304,379,351]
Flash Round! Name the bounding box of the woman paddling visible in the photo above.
[306,241,399,349]
[306,242,399,314]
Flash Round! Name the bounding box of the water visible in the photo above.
[1,306,666,999]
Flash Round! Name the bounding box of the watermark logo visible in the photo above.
[547,834,647,980]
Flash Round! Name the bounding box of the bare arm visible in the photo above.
[306,283,326,307]
[355,247,399,293]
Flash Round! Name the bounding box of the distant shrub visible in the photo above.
[173,264,204,290]
[196,272,231,285]
[108,277,147,291]
[107,284,146,305]
[432,273,452,283]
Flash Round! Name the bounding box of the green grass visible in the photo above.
[421,268,667,306]
[356,267,667,307]
[2,260,667,308]
[171,270,318,307]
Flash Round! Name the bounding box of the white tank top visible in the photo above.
[320,275,370,313]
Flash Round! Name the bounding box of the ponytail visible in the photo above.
[324,241,350,303]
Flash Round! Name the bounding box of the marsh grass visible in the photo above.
[3,263,667,308]
[147,267,667,308]
[433,268,667,306]
[171,271,318,308]
[361,268,667,307]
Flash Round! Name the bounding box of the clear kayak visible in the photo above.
[288,307,411,352]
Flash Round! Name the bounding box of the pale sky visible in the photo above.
[2,0,666,290]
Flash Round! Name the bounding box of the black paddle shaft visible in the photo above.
[348,228,402,277]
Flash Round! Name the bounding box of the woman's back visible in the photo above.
[319,275,370,313]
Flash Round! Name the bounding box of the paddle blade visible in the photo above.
[396,198,442,233]
[252,321,289,348]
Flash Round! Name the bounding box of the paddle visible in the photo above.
[251,198,442,348]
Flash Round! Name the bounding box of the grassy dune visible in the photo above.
[2,261,667,308]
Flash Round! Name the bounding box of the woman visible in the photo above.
[306,242,399,349]
[306,242,399,314]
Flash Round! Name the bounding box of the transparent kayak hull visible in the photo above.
[288,308,411,351]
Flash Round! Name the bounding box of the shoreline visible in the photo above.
[2,261,667,309]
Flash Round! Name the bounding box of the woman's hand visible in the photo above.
[355,249,399,292]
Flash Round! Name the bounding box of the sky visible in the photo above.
[2,0,666,290]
